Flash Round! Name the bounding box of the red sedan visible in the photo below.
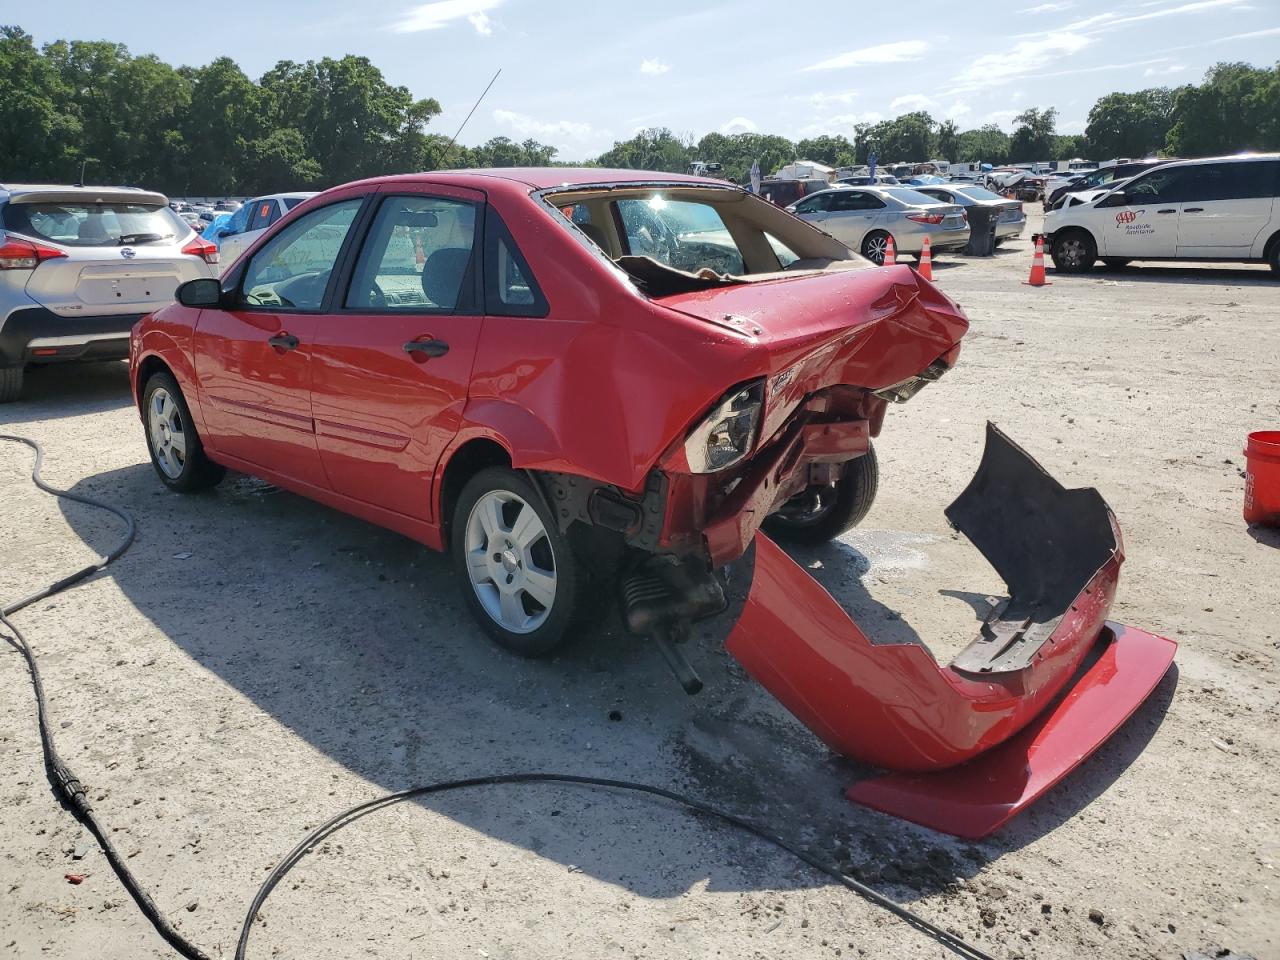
[130,168,1176,837]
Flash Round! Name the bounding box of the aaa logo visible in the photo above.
[1116,210,1139,225]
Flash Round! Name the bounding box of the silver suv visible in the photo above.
[0,184,219,402]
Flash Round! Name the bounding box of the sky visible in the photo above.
[18,0,1280,159]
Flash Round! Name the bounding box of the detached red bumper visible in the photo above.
[724,424,1176,837]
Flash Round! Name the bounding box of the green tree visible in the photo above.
[597,127,692,173]
[936,121,960,163]
[0,26,79,179]
[955,125,1011,165]
[1166,62,1280,155]
[855,112,937,164]
[795,134,855,168]
[1008,107,1058,163]
[1085,89,1174,159]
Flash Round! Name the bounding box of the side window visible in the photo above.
[247,200,274,231]
[1126,167,1195,203]
[238,199,363,311]
[483,207,548,317]
[346,195,478,312]
[794,195,824,213]
[849,192,886,210]
[1200,161,1278,201]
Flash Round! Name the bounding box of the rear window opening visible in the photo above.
[548,185,865,297]
[3,202,186,248]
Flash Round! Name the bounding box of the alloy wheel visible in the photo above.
[463,490,557,634]
[148,387,187,479]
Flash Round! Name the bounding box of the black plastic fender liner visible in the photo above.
[945,422,1119,675]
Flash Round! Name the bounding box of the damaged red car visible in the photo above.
[130,168,1175,837]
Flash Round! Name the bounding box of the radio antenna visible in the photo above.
[433,68,502,169]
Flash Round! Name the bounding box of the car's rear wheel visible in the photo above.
[1051,230,1096,273]
[0,367,22,403]
[142,371,224,492]
[1268,237,1280,275]
[861,231,892,265]
[451,467,584,658]
[763,446,879,546]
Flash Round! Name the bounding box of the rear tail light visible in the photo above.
[181,235,220,265]
[907,213,945,225]
[0,237,67,270]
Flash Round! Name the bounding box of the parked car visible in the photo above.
[1044,159,1172,210]
[912,183,1027,244]
[214,199,242,212]
[836,174,900,186]
[1043,153,1280,273]
[179,210,205,229]
[129,167,970,656]
[0,183,219,402]
[788,186,969,263]
[753,178,832,208]
[216,192,317,265]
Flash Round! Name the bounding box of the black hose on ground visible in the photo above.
[1,433,997,960]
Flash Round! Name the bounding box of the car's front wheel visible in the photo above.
[1051,230,1097,273]
[142,371,225,492]
[451,468,585,657]
[763,446,879,546]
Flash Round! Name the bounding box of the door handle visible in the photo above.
[268,333,299,350]
[1157,208,1176,214]
[403,339,449,359]
[1183,207,1204,213]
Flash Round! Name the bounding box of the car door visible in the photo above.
[1097,166,1195,258]
[1176,160,1279,258]
[820,191,884,246]
[307,184,485,521]
[194,195,366,488]
[792,191,834,223]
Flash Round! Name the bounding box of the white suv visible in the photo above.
[215,192,316,267]
[1044,154,1280,274]
[0,184,220,402]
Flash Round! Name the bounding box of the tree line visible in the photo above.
[2,25,1276,196]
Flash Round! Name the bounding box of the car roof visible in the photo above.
[338,168,724,193]
[1138,152,1279,168]
[251,192,318,202]
[0,183,167,204]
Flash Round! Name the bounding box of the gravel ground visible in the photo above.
[2,214,1278,960]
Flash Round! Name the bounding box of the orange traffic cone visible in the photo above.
[917,235,933,281]
[1024,235,1051,286]
[414,234,425,267]
[883,234,896,266]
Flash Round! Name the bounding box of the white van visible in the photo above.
[1043,154,1280,274]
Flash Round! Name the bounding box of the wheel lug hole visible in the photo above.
[506,574,514,585]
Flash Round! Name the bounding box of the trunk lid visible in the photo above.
[24,245,206,318]
[659,265,968,444]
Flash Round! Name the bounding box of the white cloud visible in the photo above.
[944,100,972,120]
[492,108,594,142]
[804,40,930,71]
[953,31,1091,91]
[890,94,935,113]
[795,112,866,138]
[720,116,758,134]
[1059,118,1086,133]
[809,90,859,107]
[1027,0,1073,10]
[639,58,671,75]
[1144,62,1188,76]
[393,0,503,33]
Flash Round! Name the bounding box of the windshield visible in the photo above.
[883,188,946,206]
[954,185,1004,202]
[615,196,744,275]
[3,201,186,247]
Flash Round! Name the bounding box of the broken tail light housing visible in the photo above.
[181,235,220,265]
[0,236,67,270]
[684,380,764,473]
[907,213,945,225]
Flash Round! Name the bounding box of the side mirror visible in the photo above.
[177,277,222,308]
[1096,191,1128,208]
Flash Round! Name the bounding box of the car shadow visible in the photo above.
[48,462,1175,902]
[1051,264,1274,285]
[1247,524,1280,548]
[0,361,134,424]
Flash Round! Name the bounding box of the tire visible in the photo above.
[451,467,585,658]
[861,231,892,265]
[1269,238,1280,275]
[1102,258,1131,270]
[142,371,225,492]
[0,366,22,403]
[763,446,879,546]
[1051,230,1096,273]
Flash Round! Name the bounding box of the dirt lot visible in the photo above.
[3,214,1279,960]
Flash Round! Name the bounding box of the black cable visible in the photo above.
[1,433,996,960]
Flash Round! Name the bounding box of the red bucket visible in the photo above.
[1244,431,1280,526]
